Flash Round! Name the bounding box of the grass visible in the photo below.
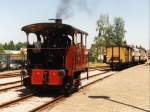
[146,59,150,65]
[88,62,108,68]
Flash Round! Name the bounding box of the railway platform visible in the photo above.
[48,64,150,112]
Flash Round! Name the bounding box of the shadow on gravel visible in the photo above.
[16,88,31,97]
[34,90,61,98]
[88,95,110,99]
[88,96,150,112]
[16,87,61,98]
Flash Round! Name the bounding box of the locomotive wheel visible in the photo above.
[62,77,73,96]
[74,72,81,91]
[23,77,31,87]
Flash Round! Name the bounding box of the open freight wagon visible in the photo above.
[106,46,133,70]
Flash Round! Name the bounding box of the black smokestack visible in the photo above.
[49,19,62,24]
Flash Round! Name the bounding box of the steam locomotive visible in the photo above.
[21,19,88,95]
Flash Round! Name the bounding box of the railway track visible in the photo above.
[0,67,109,79]
[0,72,20,79]
[30,71,116,112]
[0,68,109,92]
[0,94,33,108]
[81,70,110,80]
[0,70,117,112]
[0,85,22,93]
[0,67,109,82]
[0,80,21,92]
[0,80,21,86]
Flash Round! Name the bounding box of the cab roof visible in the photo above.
[22,23,88,36]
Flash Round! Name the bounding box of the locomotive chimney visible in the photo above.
[55,19,62,24]
[49,19,62,24]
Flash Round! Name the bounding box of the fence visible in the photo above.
[0,53,26,71]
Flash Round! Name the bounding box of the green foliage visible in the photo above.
[0,41,27,50]
[92,14,126,61]
[15,42,27,50]
[0,44,4,53]
[113,17,126,46]
[8,41,15,50]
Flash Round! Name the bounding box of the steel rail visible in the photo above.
[0,67,109,79]
[29,96,65,112]
[0,94,33,108]
[0,69,114,111]
[0,68,109,92]
[0,80,21,86]
[81,71,110,80]
[0,85,22,92]
[0,72,20,79]
[29,71,116,112]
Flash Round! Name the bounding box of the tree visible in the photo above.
[113,17,126,46]
[16,42,27,50]
[3,43,8,50]
[0,41,27,50]
[8,41,15,50]
[0,44,4,53]
[93,15,114,61]
[92,15,126,62]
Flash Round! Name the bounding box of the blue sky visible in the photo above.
[0,0,149,49]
